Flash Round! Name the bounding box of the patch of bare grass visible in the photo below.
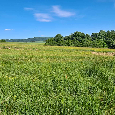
[92,52,115,56]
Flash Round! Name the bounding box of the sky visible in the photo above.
[0,0,115,39]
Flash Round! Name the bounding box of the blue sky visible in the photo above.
[0,0,115,39]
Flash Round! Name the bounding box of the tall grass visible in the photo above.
[0,43,115,114]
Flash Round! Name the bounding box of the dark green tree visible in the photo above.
[45,30,115,49]
[0,39,6,42]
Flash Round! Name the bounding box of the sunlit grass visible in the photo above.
[0,43,115,114]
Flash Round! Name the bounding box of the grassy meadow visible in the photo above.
[0,42,115,114]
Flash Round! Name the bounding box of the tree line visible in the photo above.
[0,39,6,42]
[45,30,115,48]
[4,37,52,42]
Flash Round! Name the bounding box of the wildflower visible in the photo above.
[65,75,67,79]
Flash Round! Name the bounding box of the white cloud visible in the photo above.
[24,7,33,11]
[25,6,75,22]
[52,6,75,17]
[41,35,44,36]
[5,29,13,31]
[34,13,51,22]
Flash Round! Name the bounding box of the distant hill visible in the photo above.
[5,37,53,42]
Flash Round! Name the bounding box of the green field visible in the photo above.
[0,43,115,114]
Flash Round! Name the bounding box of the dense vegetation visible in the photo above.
[45,30,115,49]
[0,39,6,42]
[5,37,52,42]
[0,43,115,114]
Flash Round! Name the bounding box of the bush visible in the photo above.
[0,39,6,42]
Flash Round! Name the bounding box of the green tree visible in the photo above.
[0,39,6,42]
[45,30,115,49]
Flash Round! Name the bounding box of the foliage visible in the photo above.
[0,43,115,114]
[0,39,6,42]
[45,30,115,49]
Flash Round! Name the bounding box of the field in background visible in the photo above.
[0,42,115,114]
[35,41,45,43]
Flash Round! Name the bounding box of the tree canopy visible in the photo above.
[0,39,6,42]
[45,30,115,49]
